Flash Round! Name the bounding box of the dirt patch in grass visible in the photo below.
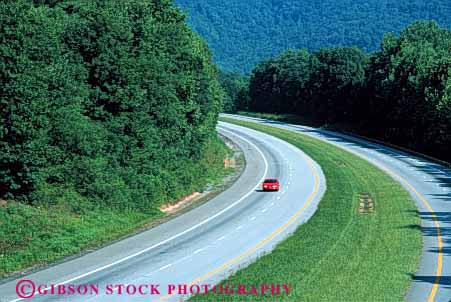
[358,193,375,214]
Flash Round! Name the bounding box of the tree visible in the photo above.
[249,49,311,113]
[219,71,249,112]
[308,47,368,123]
[1,0,226,210]
[244,21,451,161]
[365,21,451,157]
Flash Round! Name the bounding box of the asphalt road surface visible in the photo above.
[223,114,451,302]
[0,122,326,302]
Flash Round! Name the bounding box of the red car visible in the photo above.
[262,178,280,191]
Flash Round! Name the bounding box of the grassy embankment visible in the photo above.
[0,138,235,278]
[194,117,422,302]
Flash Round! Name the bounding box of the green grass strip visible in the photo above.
[194,117,422,302]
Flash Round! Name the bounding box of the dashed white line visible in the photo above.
[235,225,243,230]
[270,202,275,206]
[193,248,204,254]
[250,216,256,221]
[7,126,271,302]
[159,263,172,271]
[216,236,226,241]
[261,208,267,213]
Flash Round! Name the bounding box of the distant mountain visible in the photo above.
[175,0,451,73]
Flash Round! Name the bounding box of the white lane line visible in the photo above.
[261,208,267,213]
[235,225,243,230]
[144,254,193,277]
[159,263,172,271]
[277,196,281,200]
[250,216,256,221]
[270,202,275,206]
[193,248,204,254]
[217,236,226,241]
[7,126,270,302]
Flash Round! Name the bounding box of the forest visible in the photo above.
[1,0,225,211]
[176,0,451,73]
[226,21,451,162]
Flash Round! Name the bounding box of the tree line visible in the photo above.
[176,0,451,73]
[1,0,226,211]
[226,21,451,162]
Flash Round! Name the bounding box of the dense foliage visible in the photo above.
[243,21,451,162]
[176,0,451,73]
[218,71,250,113]
[0,0,225,211]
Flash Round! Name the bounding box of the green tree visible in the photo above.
[308,47,368,123]
[1,0,226,210]
[365,21,451,158]
[218,71,249,112]
[249,49,311,113]
[245,21,450,161]
[1,1,91,200]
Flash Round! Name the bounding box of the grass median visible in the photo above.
[194,117,422,302]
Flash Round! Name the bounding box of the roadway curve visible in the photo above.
[0,122,326,302]
[224,114,451,302]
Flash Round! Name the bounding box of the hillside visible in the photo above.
[1,0,227,276]
[175,0,451,73]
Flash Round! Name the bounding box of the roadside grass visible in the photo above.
[0,137,236,279]
[0,205,158,277]
[194,118,422,302]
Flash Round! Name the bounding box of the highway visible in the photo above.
[0,122,326,302]
[2,114,449,302]
[224,114,451,302]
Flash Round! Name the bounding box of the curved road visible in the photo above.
[224,114,451,302]
[0,122,326,302]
